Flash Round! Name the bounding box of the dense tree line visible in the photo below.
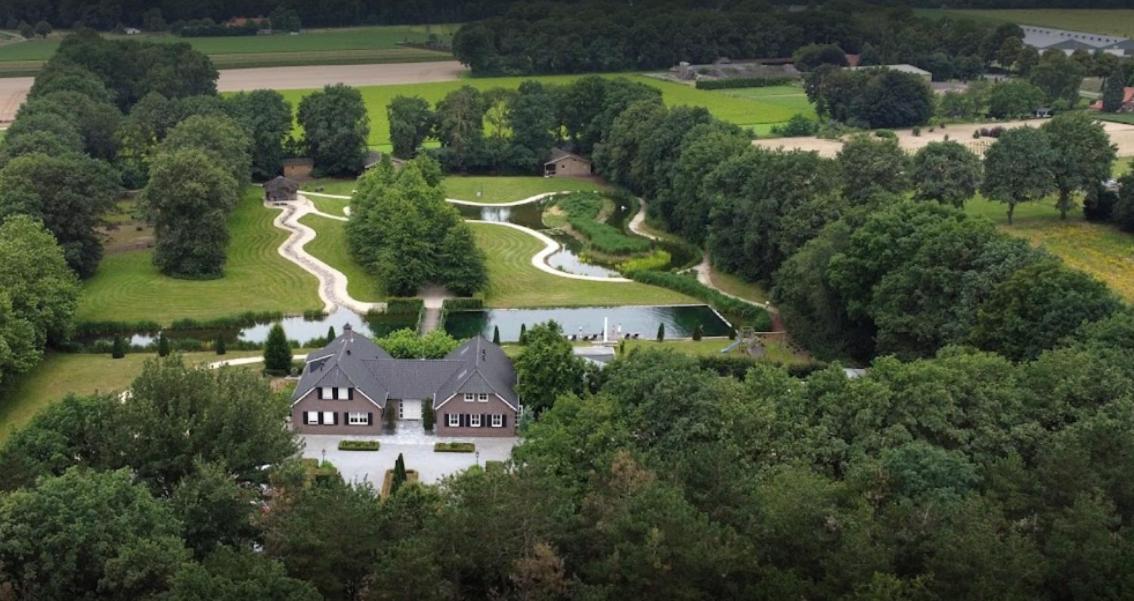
[453,2,1010,76]
[5,311,1134,599]
[346,157,487,296]
[0,0,515,30]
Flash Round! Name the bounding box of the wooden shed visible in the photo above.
[264,176,300,202]
[544,148,592,177]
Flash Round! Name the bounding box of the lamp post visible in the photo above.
[475,450,480,467]
[321,448,326,465]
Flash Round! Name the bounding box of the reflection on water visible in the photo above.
[444,305,732,342]
[120,308,414,346]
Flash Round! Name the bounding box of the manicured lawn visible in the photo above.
[278,74,815,151]
[0,25,458,73]
[0,350,262,442]
[917,9,1134,38]
[78,188,322,324]
[470,222,696,307]
[308,196,350,216]
[301,178,357,196]
[708,269,770,304]
[966,195,1134,302]
[714,84,816,126]
[443,175,607,203]
[297,213,386,302]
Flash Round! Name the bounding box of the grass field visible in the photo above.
[707,268,770,304]
[443,176,607,203]
[78,188,321,324]
[0,25,457,74]
[916,9,1134,38]
[297,213,386,302]
[302,178,357,196]
[470,222,695,307]
[966,195,1134,302]
[277,76,816,151]
[0,350,265,442]
[308,195,350,216]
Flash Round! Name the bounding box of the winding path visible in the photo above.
[269,195,384,315]
[467,220,632,283]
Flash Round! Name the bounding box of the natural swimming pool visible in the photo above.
[444,305,732,342]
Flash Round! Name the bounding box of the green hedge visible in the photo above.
[441,298,484,312]
[559,192,651,254]
[434,442,476,453]
[618,249,671,273]
[625,270,771,329]
[339,440,380,451]
[695,77,795,90]
[385,298,424,316]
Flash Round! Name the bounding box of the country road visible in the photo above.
[0,60,467,124]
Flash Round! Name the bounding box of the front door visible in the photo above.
[400,399,423,420]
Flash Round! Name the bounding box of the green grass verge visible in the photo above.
[302,178,357,196]
[443,175,606,203]
[470,222,696,307]
[619,338,734,357]
[0,350,263,442]
[915,9,1134,38]
[707,268,771,304]
[966,194,1134,302]
[0,23,460,65]
[434,441,475,452]
[308,196,350,216]
[339,440,380,451]
[277,75,815,151]
[78,188,321,324]
[296,213,386,302]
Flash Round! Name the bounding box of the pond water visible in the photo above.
[115,308,416,347]
[444,305,732,342]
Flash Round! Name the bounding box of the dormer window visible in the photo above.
[478,393,488,402]
[464,393,475,402]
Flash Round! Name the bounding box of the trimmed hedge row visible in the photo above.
[434,442,476,453]
[559,193,651,255]
[694,76,795,90]
[339,440,380,451]
[626,270,772,330]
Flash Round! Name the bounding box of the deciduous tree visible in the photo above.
[911,141,982,207]
[297,84,370,176]
[515,321,583,414]
[1042,112,1116,219]
[981,127,1056,224]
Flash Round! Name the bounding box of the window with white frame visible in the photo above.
[337,387,350,400]
[470,414,482,427]
[348,412,367,425]
[322,411,335,425]
[306,411,320,425]
[477,393,488,402]
[464,393,474,402]
[319,387,333,400]
[492,414,503,427]
[447,413,460,427]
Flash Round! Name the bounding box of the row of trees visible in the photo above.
[453,2,1009,77]
[0,0,513,30]
[7,306,1134,599]
[389,81,558,173]
[346,157,487,296]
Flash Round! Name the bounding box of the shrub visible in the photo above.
[770,114,819,137]
[157,332,171,357]
[694,76,795,90]
[434,442,475,453]
[699,355,758,378]
[874,129,897,139]
[692,324,703,341]
[972,129,981,139]
[912,126,921,137]
[617,249,671,273]
[423,401,435,432]
[263,323,292,374]
[558,192,651,255]
[215,336,226,355]
[338,440,380,451]
[111,336,126,359]
[657,323,665,342]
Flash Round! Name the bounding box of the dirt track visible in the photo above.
[0,60,467,124]
[754,119,1134,157]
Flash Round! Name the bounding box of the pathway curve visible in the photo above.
[270,197,384,315]
[207,354,309,370]
[630,199,778,315]
[446,191,569,207]
[467,220,632,283]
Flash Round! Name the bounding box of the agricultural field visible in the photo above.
[78,188,321,324]
[297,213,386,302]
[0,350,265,442]
[277,75,817,151]
[444,175,607,203]
[966,195,1134,302]
[0,24,457,74]
[470,222,695,307]
[917,9,1134,38]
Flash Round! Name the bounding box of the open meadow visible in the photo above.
[277,76,816,151]
[0,24,458,74]
[916,9,1134,38]
[78,188,321,324]
[966,195,1134,302]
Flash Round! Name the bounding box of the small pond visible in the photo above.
[106,308,416,348]
[444,305,732,342]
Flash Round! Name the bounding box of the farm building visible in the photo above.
[544,148,592,177]
[264,176,299,202]
[849,64,932,81]
[1090,87,1134,112]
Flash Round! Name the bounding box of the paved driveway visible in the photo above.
[300,425,518,486]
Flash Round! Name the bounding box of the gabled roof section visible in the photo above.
[436,335,518,409]
[546,148,590,165]
[291,325,392,407]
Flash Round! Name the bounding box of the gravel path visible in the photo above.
[446,192,569,207]
[269,198,384,315]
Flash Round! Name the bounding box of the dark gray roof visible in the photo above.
[546,148,589,165]
[265,176,299,193]
[1047,39,1094,51]
[291,330,517,409]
